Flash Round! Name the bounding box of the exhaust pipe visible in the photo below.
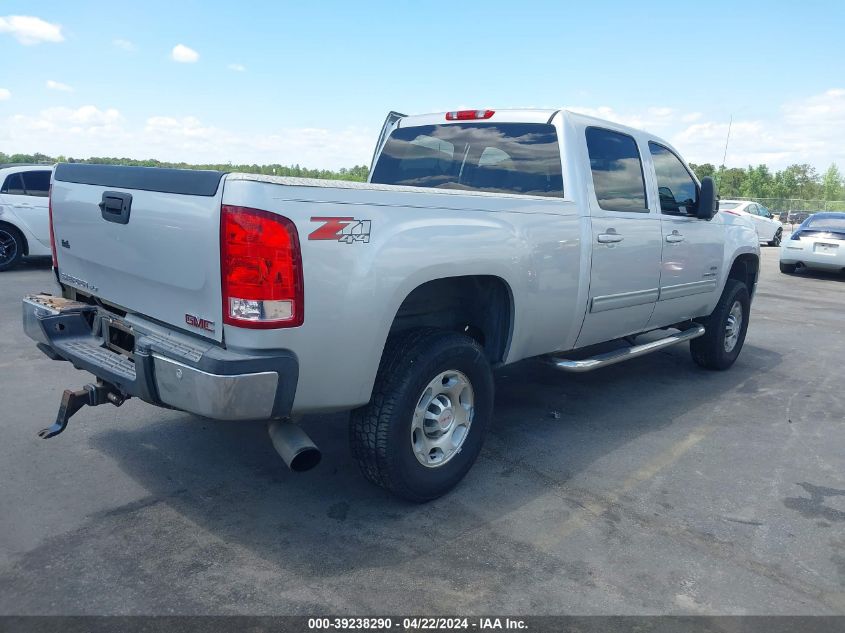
[268,420,322,472]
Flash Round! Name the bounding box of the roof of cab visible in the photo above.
[398,108,661,138]
[398,109,559,127]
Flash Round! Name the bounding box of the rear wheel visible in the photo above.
[768,228,783,247]
[350,328,494,502]
[779,261,796,274]
[0,226,24,272]
[690,279,750,370]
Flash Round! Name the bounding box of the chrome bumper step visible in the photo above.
[544,325,706,373]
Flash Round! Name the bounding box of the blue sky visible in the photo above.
[1,0,843,169]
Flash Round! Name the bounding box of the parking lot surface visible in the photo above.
[0,248,843,615]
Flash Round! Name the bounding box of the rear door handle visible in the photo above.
[13,202,32,208]
[665,232,685,243]
[597,233,624,244]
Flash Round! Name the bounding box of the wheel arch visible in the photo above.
[387,274,515,365]
[727,252,760,298]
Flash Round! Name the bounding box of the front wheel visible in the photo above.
[690,279,750,370]
[768,228,783,247]
[350,329,494,502]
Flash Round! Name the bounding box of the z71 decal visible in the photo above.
[309,217,371,244]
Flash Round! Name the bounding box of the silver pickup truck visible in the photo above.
[24,108,759,501]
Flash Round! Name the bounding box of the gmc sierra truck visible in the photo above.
[23,108,760,501]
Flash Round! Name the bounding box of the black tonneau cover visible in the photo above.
[53,163,226,197]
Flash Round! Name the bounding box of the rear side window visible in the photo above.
[585,127,647,212]
[648,142,698,216]
[21,171,51,197]
[1,173,26,195]
[371,123,563,198]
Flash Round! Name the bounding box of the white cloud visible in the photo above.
[0,88,10,101]
[112,38,135,51]
[569,89,845,169]
[0,106,372,169]
[46,80,73,92]
[227,63,246,72]
[3,89,843,172]
[0,15,63,45]
[171,44,199,63]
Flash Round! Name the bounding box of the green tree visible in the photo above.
[821,163,843,201]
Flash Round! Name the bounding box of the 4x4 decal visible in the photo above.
[309,217,371,244]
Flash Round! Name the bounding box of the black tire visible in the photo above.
[0,225,24,272]
[768,228,782,247]
[779,261,796,274]
[690,279,750,371]
[350,328,494,502]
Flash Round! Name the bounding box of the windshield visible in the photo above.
[719,201,743,210]
[371,123,564,198]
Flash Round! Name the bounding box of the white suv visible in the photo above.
[719,199,784,246]
[0,164,54,271]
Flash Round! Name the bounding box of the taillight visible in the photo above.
[445,109,495,121]
[221,205,303,328]
[722,209,740,216]
[48,186,58,269]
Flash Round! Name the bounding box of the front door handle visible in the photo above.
[665,231,685,243]
[13,202,33,208]
[597,233,624,244]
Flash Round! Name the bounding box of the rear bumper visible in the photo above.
[781,243,845,271]
[22,294,298,420]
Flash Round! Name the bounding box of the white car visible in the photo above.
[0,164,54,271]
[780,212,845,274]
[719,199,783,246]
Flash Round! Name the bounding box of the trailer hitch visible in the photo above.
[38,381,128,439]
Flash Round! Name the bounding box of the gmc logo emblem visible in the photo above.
[185,314,215,332]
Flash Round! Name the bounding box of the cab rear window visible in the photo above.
[371,123,564,198]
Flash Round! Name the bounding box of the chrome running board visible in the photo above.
[544,324,706,373]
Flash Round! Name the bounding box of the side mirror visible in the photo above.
[697,177,718,219]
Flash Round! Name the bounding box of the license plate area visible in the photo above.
[103,317,135,358]
[814,242,839,254]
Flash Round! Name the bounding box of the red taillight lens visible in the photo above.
[445,109,495,121]
[722,210,740,216]
[221,205,303,328]
[48,186,58,269]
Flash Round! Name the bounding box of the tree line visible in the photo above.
[689,162,844,211]
[3,151,843,211]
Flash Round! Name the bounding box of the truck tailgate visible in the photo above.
[51,164,226,342]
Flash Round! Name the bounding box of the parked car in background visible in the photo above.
[780,212,845,274]
[0,164,54,271]
[787,210,811,225]
[719,199,783,246]
[778,211,789,223]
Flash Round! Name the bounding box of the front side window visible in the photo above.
[1,173,26,195]
[371,123,564,197]
[21,171,51,197]
[649,142,698,216]
[585,127,647,212]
